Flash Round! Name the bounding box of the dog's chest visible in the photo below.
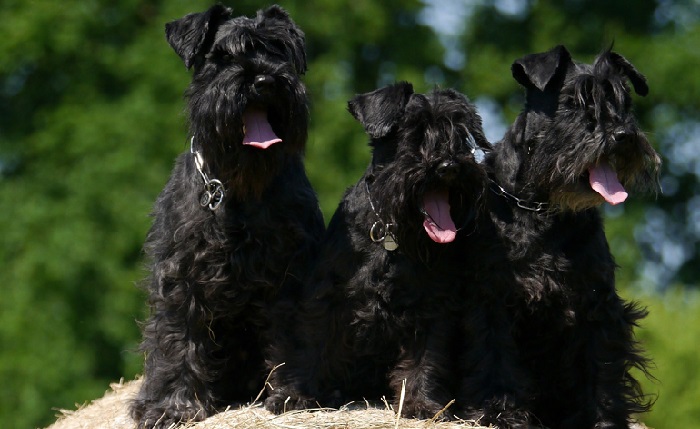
[510,230,614,331]
[350,252,454,333]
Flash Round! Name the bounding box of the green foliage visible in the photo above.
[1,0,698,428]
[633,289,700,427]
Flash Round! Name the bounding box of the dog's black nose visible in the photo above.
[436,161,458,179]
[613,130,629,142]
[253,75,275,93]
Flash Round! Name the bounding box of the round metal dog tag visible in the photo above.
[383,233,398,251]
[200,191,212,207]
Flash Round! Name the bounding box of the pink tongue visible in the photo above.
[422,189,457,243]
[242,108,282,149]
[588,161,628,205]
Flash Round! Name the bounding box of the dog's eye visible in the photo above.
[270,41,287,56]
[218,50,233,62]
[207,47,234,64]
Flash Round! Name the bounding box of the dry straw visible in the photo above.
[46,378,486,429]
[46,377,650,429]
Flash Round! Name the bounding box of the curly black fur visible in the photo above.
[264,82,490,419]
[129,5,324,428]
[456,46,659,428]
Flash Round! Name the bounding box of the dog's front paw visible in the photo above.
[264,391,319,414]
[399,398,454,421]
[457,401,533,429]
[132,402,210,429]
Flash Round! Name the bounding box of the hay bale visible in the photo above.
[45,379,485,429]
[47,379,138,429]
[45,379,650,429]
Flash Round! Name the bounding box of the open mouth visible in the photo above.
[421,188,457,243]
[241,106,282,149]
[588,159,628,205]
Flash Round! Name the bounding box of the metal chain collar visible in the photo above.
[488,178,551,213]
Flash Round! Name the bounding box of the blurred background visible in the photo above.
[1,0,698,427]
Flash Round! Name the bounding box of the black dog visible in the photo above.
[130,5,324,428]
[457,46,659,428]
[265,82,490,419]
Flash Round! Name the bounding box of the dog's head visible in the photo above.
[500,45,660,211]
[166,5,309,199]
[349,82,490,247]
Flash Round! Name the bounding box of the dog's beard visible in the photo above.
[528,123,660,212]
[546,160,629,211]
[186,75,308,201]
[372,162,482,246]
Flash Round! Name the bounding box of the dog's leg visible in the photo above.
[264,348,328,413]
[457,301,533,429]
[388,317,457,420]
[131,278,222,429]
[264,325,325,413]
[559,298,650,429]
[265,289,352,413]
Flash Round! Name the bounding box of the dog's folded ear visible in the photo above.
[594,51,649,97]
[257,5,308,75]
[348,82,415,139]
[512,45,572,92]
[165,5,232,69]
